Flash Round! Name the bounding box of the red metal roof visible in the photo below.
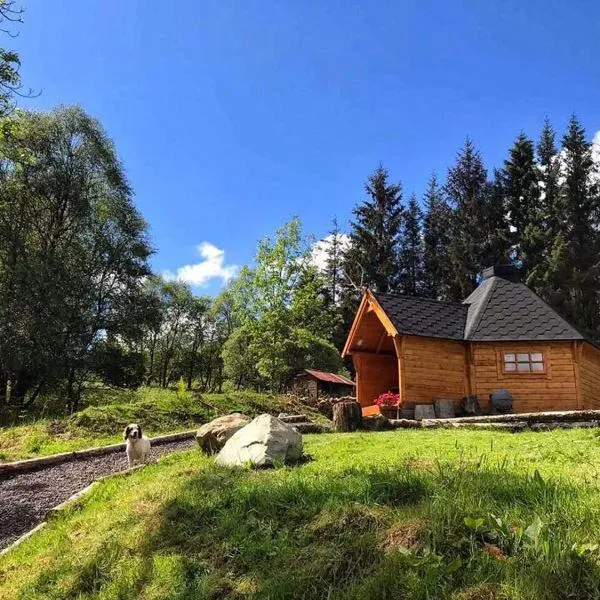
[303,369,355,386]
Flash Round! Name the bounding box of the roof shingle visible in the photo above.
[371,276,584,342]
[462,276,583,341]
[373,293,468,340]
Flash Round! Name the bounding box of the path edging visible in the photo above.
[0,429,197,478]
[0,464,149,557]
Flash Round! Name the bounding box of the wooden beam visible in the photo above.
[465,342,475,398]
[375,331,387,354]
[393,335,406,402]
[341,293,369,357]
[572,340,583,409]
[342,290,399,358]
[367,290,400,337]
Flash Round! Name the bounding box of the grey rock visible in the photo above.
[216,414,303,468]
[196,413,251,454]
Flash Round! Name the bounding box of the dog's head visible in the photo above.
[123,423,143,441]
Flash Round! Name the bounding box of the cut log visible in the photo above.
[333,401,362,432]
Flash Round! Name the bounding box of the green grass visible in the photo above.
[3,428,600,598]
[0,388,324,462]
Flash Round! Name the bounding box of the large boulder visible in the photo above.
[216,414,303,467]
[196,413,252,454]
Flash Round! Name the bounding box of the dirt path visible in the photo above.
[0,438,196,551]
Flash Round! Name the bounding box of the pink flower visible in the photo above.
[374,392,400,407]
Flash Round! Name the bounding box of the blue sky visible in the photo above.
[12,0,600,294]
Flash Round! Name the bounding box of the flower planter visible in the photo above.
[379,405,401,419]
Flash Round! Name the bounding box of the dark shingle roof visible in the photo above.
[462,276,583,341]
[372,276,584,342]
[373,293,468,340]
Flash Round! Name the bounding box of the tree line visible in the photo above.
[1,2,599,415]
[339,118,600,343]
[1,109,598,412]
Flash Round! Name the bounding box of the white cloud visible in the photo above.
[310,233,350,272]
[164,242,238,287]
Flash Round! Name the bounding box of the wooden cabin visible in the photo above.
[291,369,355,400]
[342,265,600,415]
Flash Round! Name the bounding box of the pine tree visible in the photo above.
[527,119,561,293]
[444,139,491,299]
[398,194,424,296]
[422,175,452,299]
[343,165,403,293]
[501,133,541,268]
[480,171,510,275]
[323,217,347,349]
[324,217,344,304]
[537,119,561,237]
[557,116,600,336]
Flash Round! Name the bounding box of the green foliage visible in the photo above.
[6,428,600,598]
[0,106,152,411]
[398,194,424,295]
[422,174,451,299]
[222,217,344,391]
[344,165,404,293]
[444,139,508,300]
[89,342,145,389]
[0,388,324,461]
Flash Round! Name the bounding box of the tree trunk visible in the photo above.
[333,401,362,432]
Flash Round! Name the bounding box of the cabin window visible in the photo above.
[502,352,544,373]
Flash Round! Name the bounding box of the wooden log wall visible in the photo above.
[471,341,578,413]
[580,342,600,409]
[401,336,467,405]
[352,352,398,406]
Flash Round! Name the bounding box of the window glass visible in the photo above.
[503,351,544,374]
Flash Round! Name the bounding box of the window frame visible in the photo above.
[501,350,546,375]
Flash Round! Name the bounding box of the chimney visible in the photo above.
[482,264,522,283]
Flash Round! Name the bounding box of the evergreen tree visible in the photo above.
[398,194,424,296]
[422,175,452,299]
[323,217,347,349]
[343,165,403,293]
[324,217,344,304]
[527,119,561,293]
[501,133,542,273]
[537,119,561,237]
[444,139,491,299]
[557,116,600,336]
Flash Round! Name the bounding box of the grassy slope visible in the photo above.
[0,388,324,462]
[3,429,600,599]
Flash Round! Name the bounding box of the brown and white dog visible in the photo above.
[123,423,151,468]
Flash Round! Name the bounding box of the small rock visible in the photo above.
[196,413,251,454]
[216,414,303,468]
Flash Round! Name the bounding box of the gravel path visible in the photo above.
[0,438,196,551]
